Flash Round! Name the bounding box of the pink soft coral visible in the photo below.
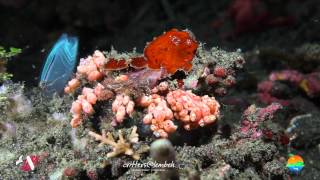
[240,103,282,139]
[139,94,176,138]
[111,94,135,126]
[166,89,220,130]
[70,83,114,128]
[137,82,220,137]
[65,51,106,94]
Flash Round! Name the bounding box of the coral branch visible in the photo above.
[88,126,145,160]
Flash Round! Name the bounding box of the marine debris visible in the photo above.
[40,34,79,95]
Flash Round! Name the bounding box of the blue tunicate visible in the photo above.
[40,34,79,95]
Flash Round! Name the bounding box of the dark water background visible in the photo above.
[0,0,319,86]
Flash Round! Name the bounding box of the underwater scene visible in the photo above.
[0,0,320,179]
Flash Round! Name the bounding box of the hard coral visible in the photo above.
[88,126,147,160]
[144,29,198,74]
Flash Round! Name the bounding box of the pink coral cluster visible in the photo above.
[240,103,290,145]
[137,82,220,137]
[257,80,290,106]
[76,50,105,82]
[166,89,220,130]
[240,103,282,139]
[70,83,113,128]
[64,79,81,94]
[269,70,320,97]
[258,70,320,105]
[65,50,167,128]
[65,51,106,94]
[139,94,176,138]
[111,94,135,126]
[269,70,303,85]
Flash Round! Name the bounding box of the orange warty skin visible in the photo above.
[144,29,198,74]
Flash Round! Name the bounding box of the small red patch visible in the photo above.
[214,66,227,77]
[63,167,78,177]
[279,134,290,145]
[104,58,128,70]
[87,170,98,180]
[20,155,40,172]
[177,79,184,89]
[262,129,273,139]
[130,56,148,69]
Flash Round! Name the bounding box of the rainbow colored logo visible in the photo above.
[286,154,304,174]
